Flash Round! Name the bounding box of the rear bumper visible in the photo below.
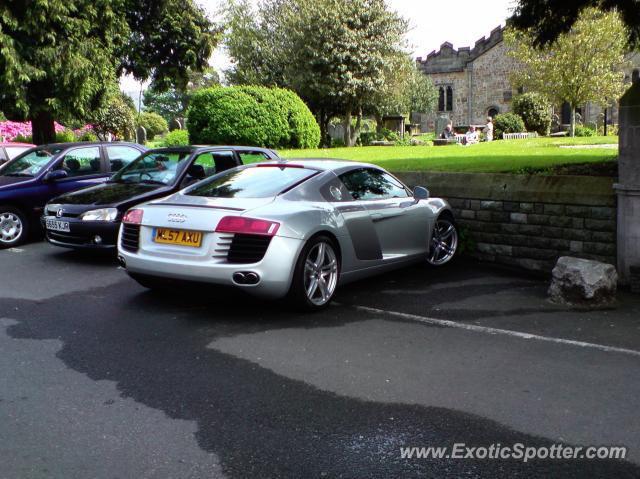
[42,217,120,249]
[118,232,304,299]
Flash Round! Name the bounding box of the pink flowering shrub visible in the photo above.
[0,121,93,143]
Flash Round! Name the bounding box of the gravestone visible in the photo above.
[136,125,147,145]
[382,115,405,139]
[616,81,640,284]
[435,116,450,137]
[169,118,182,131]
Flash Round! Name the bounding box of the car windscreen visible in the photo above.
[110,151,191,185]
[6,146,32,160]
[1,147,64,177]
[185,165,317,198]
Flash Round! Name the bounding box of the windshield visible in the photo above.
[1,147,64,177]
[6,146,33,160]
[186,165,317,198]
[111,151,191,185]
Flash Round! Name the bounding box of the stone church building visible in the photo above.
[414,26,640,133]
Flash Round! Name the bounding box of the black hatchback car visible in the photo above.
[43,145,280,249]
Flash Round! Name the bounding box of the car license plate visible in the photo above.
[154,228,202,248]
[45,217,70,233]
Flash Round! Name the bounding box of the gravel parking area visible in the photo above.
[1,242,640,478]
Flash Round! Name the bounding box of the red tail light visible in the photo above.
[215,216,280,236]
[122,209,143,225]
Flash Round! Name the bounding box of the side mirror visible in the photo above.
[44,169,68,182]
[413,186,430,200]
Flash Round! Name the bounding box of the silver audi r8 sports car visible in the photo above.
[118,160,458,310]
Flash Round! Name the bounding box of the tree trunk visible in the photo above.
[570,106,576,137]
[31,111,56,145]
[350,110,362,147]
[375,113,383,137]
[342,109,352,146]
[318,109,331,148]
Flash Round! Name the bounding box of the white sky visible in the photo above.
[120,0,515,91]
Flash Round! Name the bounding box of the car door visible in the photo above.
[339,168,428,259]
[46,146,109,197]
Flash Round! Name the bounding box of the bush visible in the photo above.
[512,93,551,136]
[13,134,32,143]
[77,129,98,142]
[574,125,597,137]
[163,129,189,147]
[92,95,135,140]
[494,113,526,139]
[137,112,168,140]
[55,129,76,143]
[187,86,320,148]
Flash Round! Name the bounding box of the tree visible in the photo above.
[366,56,437,133]
[136,112,168,140]
[91,93,136,141]
[512,93,552,135]
[509,0,640,47]
[224,0,409,147]
[143,67,220,122]
[0,1,217,144]
[504,8,627,136]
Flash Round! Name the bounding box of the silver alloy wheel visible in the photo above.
[427,218,458,266]
[0,212,22,244]
[304,241,339,306]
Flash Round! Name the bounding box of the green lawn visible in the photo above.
[279,136,618,173]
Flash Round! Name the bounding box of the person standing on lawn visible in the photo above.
[483,117,494,141]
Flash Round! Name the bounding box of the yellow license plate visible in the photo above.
[154,228,203,247]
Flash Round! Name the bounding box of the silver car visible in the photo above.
[117,160,458,310]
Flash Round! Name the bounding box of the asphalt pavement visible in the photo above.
[1,241,640,478]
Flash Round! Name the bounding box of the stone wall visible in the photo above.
[394,171,617,273]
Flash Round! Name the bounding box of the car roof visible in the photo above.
[34,141,143,150]
[257,158,374,171]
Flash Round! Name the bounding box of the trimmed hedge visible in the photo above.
[494,113,526,139]
[512,93,552,136]
[163,129,189,146]
[187,86,320,148]
[137,112,168,140]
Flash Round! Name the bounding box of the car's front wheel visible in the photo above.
[427,214,458,266]
[0,206,29,249]
[289,235,340,310]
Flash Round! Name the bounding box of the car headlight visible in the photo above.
[46,204,61,216]
[80,208,118,221]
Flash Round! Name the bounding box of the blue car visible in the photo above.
[0,142,146,248]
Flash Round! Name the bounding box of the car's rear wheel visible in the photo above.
[289,235,340,310]
[0,206,28,248]
[427,214,458,266]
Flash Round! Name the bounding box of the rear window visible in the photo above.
[186,165,316,198]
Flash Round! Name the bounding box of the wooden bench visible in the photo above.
[502,132,538,140]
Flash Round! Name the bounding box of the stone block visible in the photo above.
[544,204,566,216]
[501,223,520,234]
[469,200,481,211]
[460,209,476,220]
[589,206,616,220]
[542,226,564,238]
[503,201,520,212]
[583,242,616,257]
[630,266,640,294]
[491,212,511,222]
[591,231,616,243]
[563,228,591,241]
[477,243,513,256]
[572,218,584,229]
[447,198,469,209]
[585,219,616,232]
[480,200,503,211]
[534,203,545,214]
[510,212,528,224]
[520,202,535,213]
[476,211,492,222]
[548,216,574,228]
[518,224,543,236]
[566,205,590,217]
[570,241,583,253]
[513,246,558,260]
[548,256,617,307]
[528,214,550,225]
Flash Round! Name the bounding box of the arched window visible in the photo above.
[446,86,453,111]
[487,107,499,119]
[438,87,445,112]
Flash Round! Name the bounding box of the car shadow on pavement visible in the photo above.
[3,279,640,478]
